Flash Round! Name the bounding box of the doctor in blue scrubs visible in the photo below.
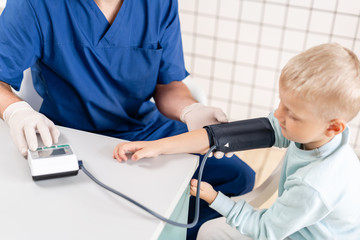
[0,0,255,238]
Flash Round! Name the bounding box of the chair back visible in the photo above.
[13,69,43,111]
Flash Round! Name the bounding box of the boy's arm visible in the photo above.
[113,129,209,161]
[160,128,210,154]
[114,111,289,162]
[209,183,329,239]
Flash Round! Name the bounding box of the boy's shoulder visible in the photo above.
[290,143,360,208]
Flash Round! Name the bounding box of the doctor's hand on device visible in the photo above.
[3,101,60,156]
[180,103,234,159]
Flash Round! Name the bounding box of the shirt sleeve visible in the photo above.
[0,0,42,90]
[267,111,291,149]
[157,0,189,84]
[210,181,330,240]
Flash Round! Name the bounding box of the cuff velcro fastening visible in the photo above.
[204,117,275,152]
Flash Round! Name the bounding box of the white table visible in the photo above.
[0,121,198,240]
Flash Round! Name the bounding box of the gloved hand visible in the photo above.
[180,103,234,158]
[3,101,60,156]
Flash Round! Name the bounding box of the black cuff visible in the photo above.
[204,127,215,147]
[204,117,275,152]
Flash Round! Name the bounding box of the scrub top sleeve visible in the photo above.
[0,0,42,90]
[157,0,189,84]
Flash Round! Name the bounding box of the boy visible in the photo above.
[113,43,360,239]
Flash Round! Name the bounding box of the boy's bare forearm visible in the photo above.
[0,81,22,119]
[158,128,210,155]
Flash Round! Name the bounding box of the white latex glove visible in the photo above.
[180,103,234,159]
[3,101,60,156]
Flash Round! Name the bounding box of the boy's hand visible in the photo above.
[113,141,161,162]
[190,179,218,204]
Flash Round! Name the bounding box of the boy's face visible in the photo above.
[274,87,331,150]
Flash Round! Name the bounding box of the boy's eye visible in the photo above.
[289,115,298,121]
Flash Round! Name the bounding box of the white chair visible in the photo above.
[0,0,6,13]
[183,76,208,105]
[13,69,43,111]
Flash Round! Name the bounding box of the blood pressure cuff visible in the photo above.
[204,117,275,153]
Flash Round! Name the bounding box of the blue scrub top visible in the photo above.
[0,0,189,140]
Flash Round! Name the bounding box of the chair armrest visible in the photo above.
[231,156,284,209]
[183,77,208,105]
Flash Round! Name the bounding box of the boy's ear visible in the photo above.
[325,119,346,137]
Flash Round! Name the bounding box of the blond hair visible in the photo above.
[280,43,360,121]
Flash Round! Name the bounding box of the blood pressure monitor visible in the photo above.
[27,144,79,181]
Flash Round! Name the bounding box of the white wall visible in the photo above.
[179,0,360,154]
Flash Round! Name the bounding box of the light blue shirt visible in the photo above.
[210,113,360,239]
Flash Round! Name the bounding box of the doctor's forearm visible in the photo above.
[0,81,22,119]
[153,81,197,121]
